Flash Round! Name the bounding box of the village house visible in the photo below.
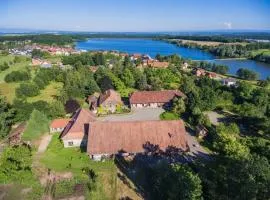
[194,68,206,77]
[87,120,188,161]
[60,109,96,147]
[182,62,189,70]
[194,68,220,79]
[50,118,70,133]
[222,78,237,87]
[88,89,123,113]
[129,90,185,109]
[130,53,141,61]
[32,58,52,68]
[148,60,169,68]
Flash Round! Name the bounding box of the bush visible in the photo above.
[22,109,49,141]
[0,62,9,71]
[16,83,40,98]
[160,112,179,120]
[237,68,259,80]
[5,71,31,82]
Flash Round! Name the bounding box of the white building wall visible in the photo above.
[63,139,87,147]
[50,127,65,133]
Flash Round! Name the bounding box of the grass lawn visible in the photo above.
[41,134,117,200]
[250,49,270,57]
[0,56,30,83]
[0,82,19,103]
[27,81,63,103]
[160,111,179,120]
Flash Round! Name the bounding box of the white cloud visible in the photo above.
[223,22,232,29]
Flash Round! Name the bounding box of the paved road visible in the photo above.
[38,134,52,153]
[98,108,164,122]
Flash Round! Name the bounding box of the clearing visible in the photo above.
[0,55,30,83]
[27,81,63,103]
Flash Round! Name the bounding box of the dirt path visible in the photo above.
[38,134,52,153]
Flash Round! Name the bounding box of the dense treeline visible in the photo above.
[208,42,270,59]
[0,34,73,45]
[62,52,106,66]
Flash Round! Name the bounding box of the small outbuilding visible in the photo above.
[50,118,70,133]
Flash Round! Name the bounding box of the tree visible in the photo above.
[136,73,148,90]
[0,96,15,138]
[23,109,50,141]
[121,68,135,88]
[168,164,202,200]
[0,144,32,183]
[172,97,186,115]
[49,101,66,118]
[4,71,31,82]
[147,163,202,200]
[237,68,259,80]
[16,83,40,98]
[123,56,132,68]
[201,155,270,200]
[213,123,250,159]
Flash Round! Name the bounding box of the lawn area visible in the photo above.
[41,134,118,200]
[27,81,63,103]
[0,82,19,103]
[250,49,270,57]
[0,55,30,83]
[160,111,179,120]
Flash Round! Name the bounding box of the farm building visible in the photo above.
[87,120,188,161]
[50,118,70,133]
[60,108,96,147]
[129,90,185,109]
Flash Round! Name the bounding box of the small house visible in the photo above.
[50,119,70,133]
[98,89,123,113]
[222,78,237,87]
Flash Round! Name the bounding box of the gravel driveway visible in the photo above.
[98,108,164,122]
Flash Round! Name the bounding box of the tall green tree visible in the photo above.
[121,68,135,88]
[0,96,15,138]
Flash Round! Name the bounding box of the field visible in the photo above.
[0,55,30,83]
[250,49,270,57]
[0,82,19,103]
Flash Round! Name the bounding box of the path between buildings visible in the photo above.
[98,108,164,122]
[38,134,52,153]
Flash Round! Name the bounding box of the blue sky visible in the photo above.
[1,0,270,32]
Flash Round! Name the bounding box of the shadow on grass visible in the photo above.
[113,142,211,199]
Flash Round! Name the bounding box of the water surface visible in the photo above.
[76,38,270,79]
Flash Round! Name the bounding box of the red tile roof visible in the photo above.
[129,90,185,104]
[50,119,70,129]
[60,108,96,140]
[149,61,169,68]
[87,120,188,155]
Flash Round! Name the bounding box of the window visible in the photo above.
[68,141,73,146]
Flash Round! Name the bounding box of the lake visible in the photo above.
[76,38,270,80]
